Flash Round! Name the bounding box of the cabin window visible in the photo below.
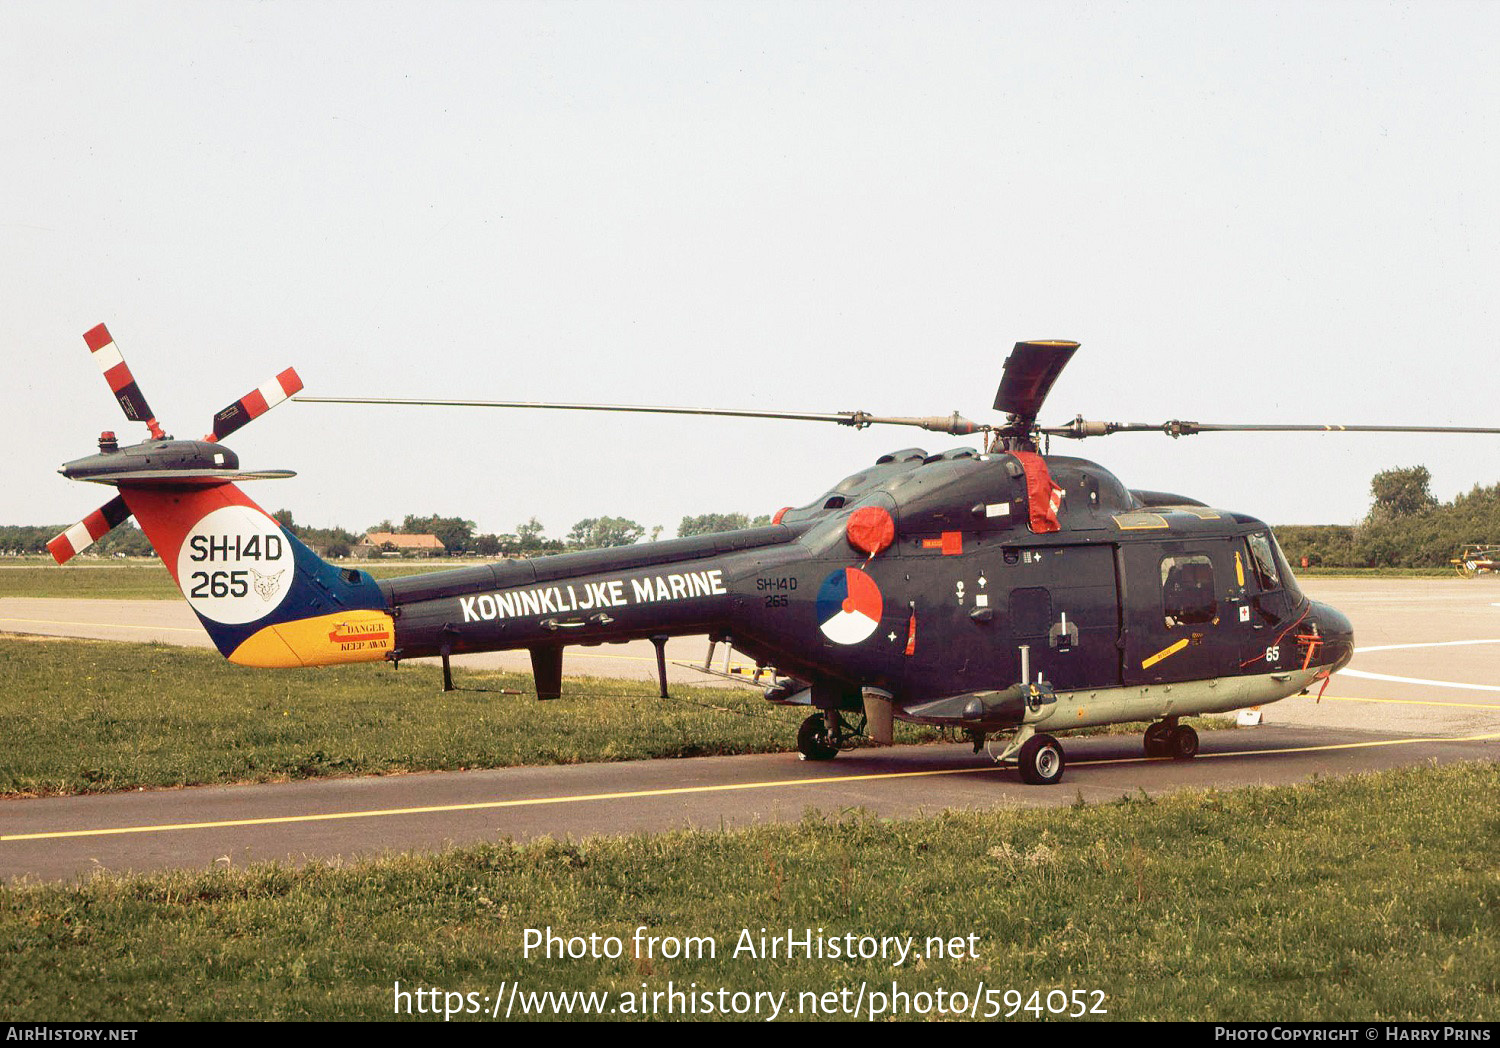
[1160,555,1216,628]
[1246,533,1280,591]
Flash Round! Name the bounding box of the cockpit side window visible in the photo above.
[1246,533,1280,592]
[1267,531,1303,599]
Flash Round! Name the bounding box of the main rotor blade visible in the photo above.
[207,368,304,442]
[47,494,132,565]
[83,325,165,440]
[1044,417,1500,439]
[295,396,989,435]
[993,340,1080,420]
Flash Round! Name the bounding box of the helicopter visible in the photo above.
[1452,544,1500,578]
[49,329,1500,785]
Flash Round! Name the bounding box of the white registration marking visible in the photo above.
[176,506,292,624]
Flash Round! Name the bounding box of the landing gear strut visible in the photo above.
[1144,720,1198,760]
[990,725,1068,785]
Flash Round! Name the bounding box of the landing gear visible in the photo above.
[1167,724,1199,759]
[1144,720,1198,760]
[1016,732,1066,785]
[797,712,840,761]
[989,725,1067,785]
[1143,721,1172,758]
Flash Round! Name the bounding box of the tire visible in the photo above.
[1017,733,1066,785]
[1169,724,1199,760]
[1144,722,1172,758]
[797,713,839,761]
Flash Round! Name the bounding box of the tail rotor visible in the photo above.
[50,324,301,564]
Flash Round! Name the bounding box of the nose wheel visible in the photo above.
[1017,732,1067,785]
[989,725,1068,785]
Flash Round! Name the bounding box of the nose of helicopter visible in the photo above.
[1307,600,1355,674]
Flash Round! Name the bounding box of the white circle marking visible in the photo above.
[176,506,293,624]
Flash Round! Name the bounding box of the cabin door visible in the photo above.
[1120,538,1250,685]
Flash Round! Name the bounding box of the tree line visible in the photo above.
[0,510,774,558]
[1274,466,1500,569]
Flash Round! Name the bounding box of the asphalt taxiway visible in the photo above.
[4,726,1494,883]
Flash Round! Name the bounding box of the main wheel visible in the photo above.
[1144,722,1173,758]
[1017,733,1066,785]
[1168,724,1199,760]
[797,713,839,761]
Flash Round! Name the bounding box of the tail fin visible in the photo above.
[122,482,394,667]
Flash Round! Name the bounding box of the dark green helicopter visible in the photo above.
[52,334,1499,784]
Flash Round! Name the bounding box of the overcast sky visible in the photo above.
[4,1,1497,541]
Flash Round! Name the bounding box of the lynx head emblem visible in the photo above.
[249,567,286,602]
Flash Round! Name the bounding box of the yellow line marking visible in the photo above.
[0,629,755,672]
[1141,638,1189,670]
[1315,694,1500,711]
[0,617,202,635]
[6,732,1496,844]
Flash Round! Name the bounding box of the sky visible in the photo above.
[3,1,1497,542]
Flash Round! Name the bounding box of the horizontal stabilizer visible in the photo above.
[77,469,296,487]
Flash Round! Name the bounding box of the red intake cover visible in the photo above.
[846,506,896,556]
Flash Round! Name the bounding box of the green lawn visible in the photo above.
[0,636,1230,798]
[0,636,948,796]
[2,761,1494,1021]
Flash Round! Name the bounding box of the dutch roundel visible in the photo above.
[815,567,884,645]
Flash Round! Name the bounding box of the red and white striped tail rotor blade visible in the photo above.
[47,494,133,565]
[207,368,304,442]
[83,324,165,440]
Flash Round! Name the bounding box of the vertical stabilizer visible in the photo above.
[122,483,394,667]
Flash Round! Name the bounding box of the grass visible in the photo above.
[1,761,1495,1021]
[0,636,945,796]
[0,636,1229,798]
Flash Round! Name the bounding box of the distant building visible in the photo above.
[356,532,446,558]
